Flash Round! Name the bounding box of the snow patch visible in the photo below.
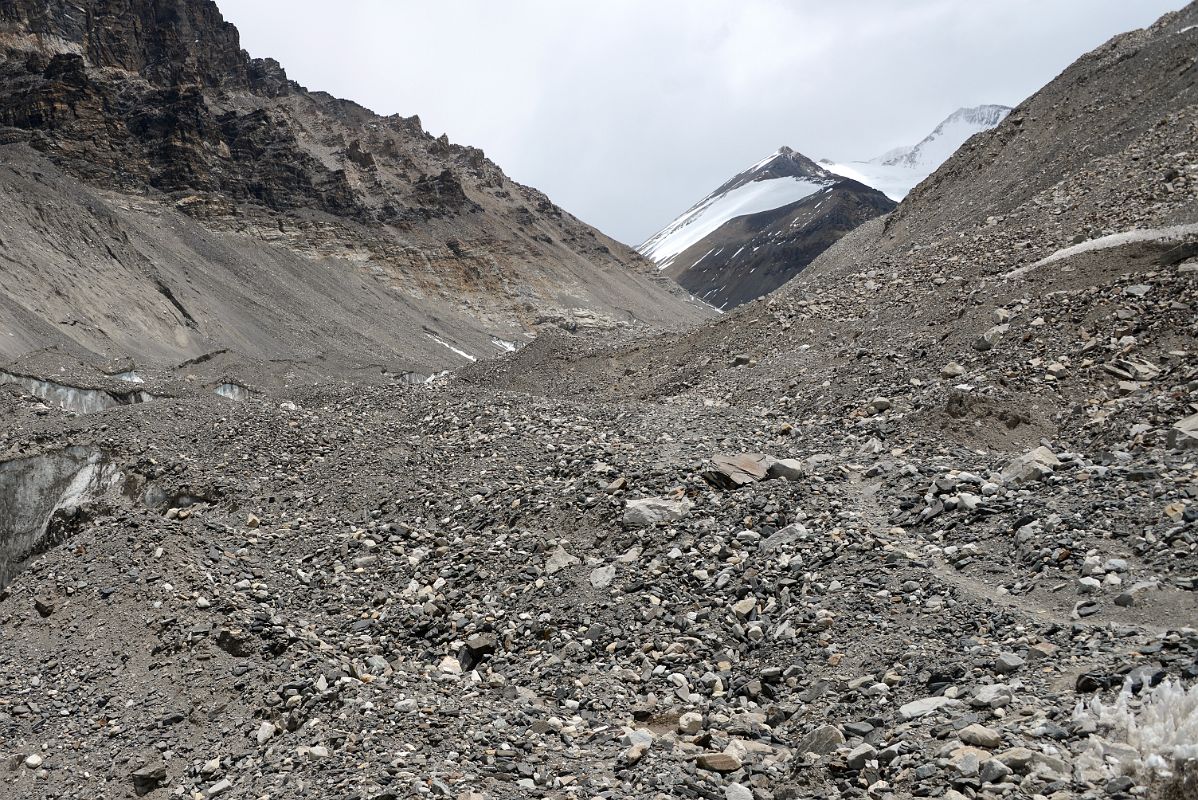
[492,338,518,353]
[823,105,1009,201]
[427,334,477,362]
[1005,223,1198,279]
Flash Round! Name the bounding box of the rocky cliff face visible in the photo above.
[0,0,709,372]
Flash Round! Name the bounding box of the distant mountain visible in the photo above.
[822,104,1011,200]
[638,147,895,309]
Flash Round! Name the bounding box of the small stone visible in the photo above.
[246,513,260,528]
[196,597,212,609]
[1026,642,1057,662]
[466,633,498,656]
[725,785,753,800]
[589,564,616,589]
[24,754,43,769]
[439,655,463,675]
[766,458,804,481]
[256,721,276,745]
[622,741,649,766]
[732,597,757,618]
[132,762,168,795]
[994,653,1024,674]
[995,746,1035,773]
[900,696,963,720]
[33,595,55,617]
[678,711,703,735]
[1000,446,1060,484]
[971,684,1013,709]
[208,778,233,797]
[795,723,845,755]
[980,757,1012,784]
[545,545,580,575]
[846,742,877,770]
[942,362,967,378]
[621,727,656,747]
[623,497,692,527]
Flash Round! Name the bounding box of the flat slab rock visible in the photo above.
[622,496,692,527]
[707,453,774,487]
[704,452,805,489]
[899,695,965,720]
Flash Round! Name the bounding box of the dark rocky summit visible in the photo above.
[663,178,896,310]
[1,3,1197,800]
[642,147,896,310]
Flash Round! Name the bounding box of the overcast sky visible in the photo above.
[216,0,1182,246]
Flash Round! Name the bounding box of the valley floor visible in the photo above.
[0,300,1194,799]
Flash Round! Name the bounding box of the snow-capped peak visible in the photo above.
[873,104,1011,169]
[637,147,836,268]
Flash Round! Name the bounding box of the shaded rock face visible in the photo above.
[0,0,266,90]
[0,0,709,370]
[0,8,357,217]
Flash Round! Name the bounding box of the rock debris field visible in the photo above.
[1,2,1198,800]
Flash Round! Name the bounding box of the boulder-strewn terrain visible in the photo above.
[0,0,710,373]
[1,3,1198,800]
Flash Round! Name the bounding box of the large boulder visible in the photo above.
[704,453,775,489]
[1167,412,1198,450]
[1000,446,1061,484]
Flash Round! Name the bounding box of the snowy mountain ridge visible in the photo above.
[821,104,1011,200]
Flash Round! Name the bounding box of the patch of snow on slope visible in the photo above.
[426,334,477,362]
[821,161,923,202]
[639,177,829,269]
[1005,223,1198,279]
[492,338,518,353]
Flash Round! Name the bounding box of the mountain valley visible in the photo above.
[0,3,1197,800]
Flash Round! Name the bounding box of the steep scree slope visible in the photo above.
[0,0,710,372]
